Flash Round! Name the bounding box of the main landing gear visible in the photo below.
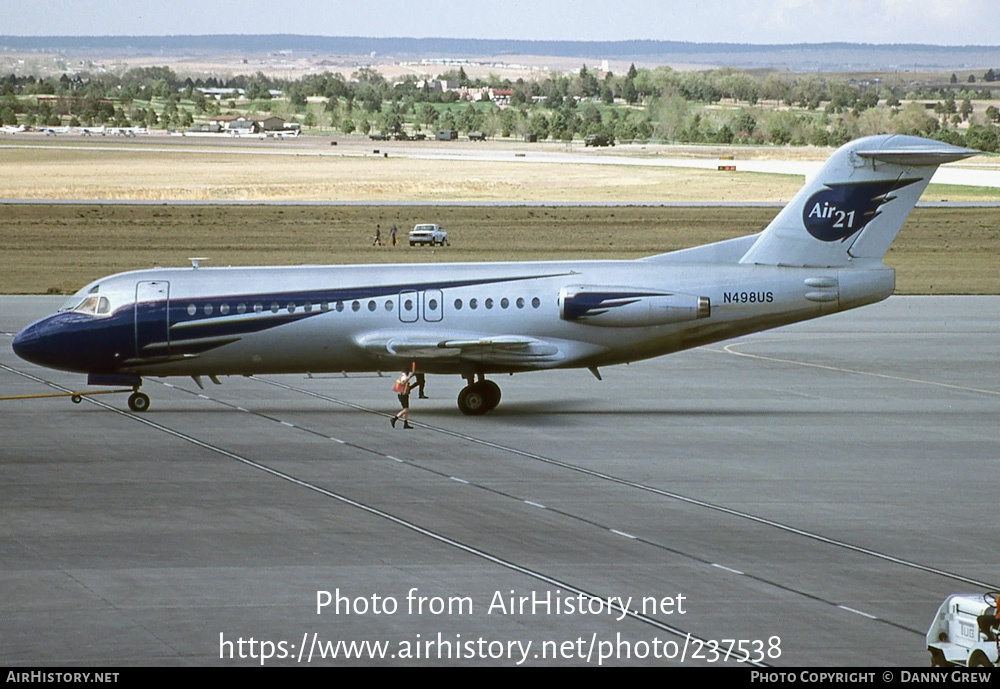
[457,374,501,416]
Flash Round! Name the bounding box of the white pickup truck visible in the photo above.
[409,223,448,247]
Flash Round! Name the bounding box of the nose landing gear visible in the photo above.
[128,386,150,412]
[457,376,501,416]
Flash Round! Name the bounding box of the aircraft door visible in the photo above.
[398,289,418,323]
[134,280,170,358]
[423,289,443,322]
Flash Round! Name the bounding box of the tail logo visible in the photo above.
[803,178,921,242]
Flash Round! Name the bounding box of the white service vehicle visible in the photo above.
[408,223,448,246]
[927,592,1000,666]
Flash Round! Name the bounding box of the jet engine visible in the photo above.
[558,286,710,327]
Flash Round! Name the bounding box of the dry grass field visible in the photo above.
[2,137,998,202]
[0,140,810,202]
[1,204,996,295]
[0,137,996,294]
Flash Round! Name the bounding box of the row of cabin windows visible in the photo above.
[183,296,543,318]
[454,297,541,310]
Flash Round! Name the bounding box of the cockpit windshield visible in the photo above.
[58,286,112,316]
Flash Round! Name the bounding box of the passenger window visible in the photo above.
[428,298,438,311]
[454,298,463,310]
[220,304,230,315]
[385,301,394,311]
[187,304,197,316]
[470,298,478,310]
[485,298,493,310]
[204,304,214,316]
[270,302,280,314]
[532,297,540,308]
[516,297,525,309]
[352,301,360,312]
[304,302,312,313]
[336,301,344,312]
[367,300,376,312]
[500,298,509,309]
[254,303,263,314]
[237,303,246,314]
[287,302,295,314]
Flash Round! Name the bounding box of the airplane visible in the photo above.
[0,124,26,134]
[11,134,977,416]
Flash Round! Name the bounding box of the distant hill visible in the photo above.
[1,35,997,71]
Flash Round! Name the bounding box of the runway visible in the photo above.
[2,295,998,666]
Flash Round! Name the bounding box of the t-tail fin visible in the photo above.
[740,135,976,268]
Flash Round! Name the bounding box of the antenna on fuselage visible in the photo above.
[189,257,209,269]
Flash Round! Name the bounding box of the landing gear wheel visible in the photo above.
[458,384,487,415]
[457,380,501,415]
[71,394,82,404]
[480,380,501,411]
[128,392,150,412]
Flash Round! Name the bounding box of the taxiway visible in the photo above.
[2,295,998,666]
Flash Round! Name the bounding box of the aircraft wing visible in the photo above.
[356,331,570,365]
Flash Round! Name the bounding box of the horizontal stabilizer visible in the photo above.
[855,145,977,167]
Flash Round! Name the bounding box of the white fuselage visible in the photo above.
[66,256,892,378]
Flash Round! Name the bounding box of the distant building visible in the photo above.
[208,115,286,134]
[489,88,512,106]
[196,87,245,99]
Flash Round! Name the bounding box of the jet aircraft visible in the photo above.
[12,135,976,415]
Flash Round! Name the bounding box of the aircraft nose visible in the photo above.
[12,312,128,373]
[12,320,49,366]
[12,315,84,370]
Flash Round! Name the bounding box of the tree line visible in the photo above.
[2,63,1000,151]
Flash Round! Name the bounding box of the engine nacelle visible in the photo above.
[558,285,710,327]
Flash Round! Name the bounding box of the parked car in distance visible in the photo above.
[409,223,448,246]
[584,134,614,147]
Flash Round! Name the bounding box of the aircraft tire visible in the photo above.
[481,380,501,411]
[458,381,501,415]
[128,392,151,413]
[458,384,489,416]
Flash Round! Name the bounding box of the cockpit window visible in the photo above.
[59,294,111,316]
[74,296,110,315]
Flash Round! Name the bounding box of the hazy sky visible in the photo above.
[2,0,998,45]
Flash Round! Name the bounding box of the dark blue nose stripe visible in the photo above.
[12,313,131,373]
